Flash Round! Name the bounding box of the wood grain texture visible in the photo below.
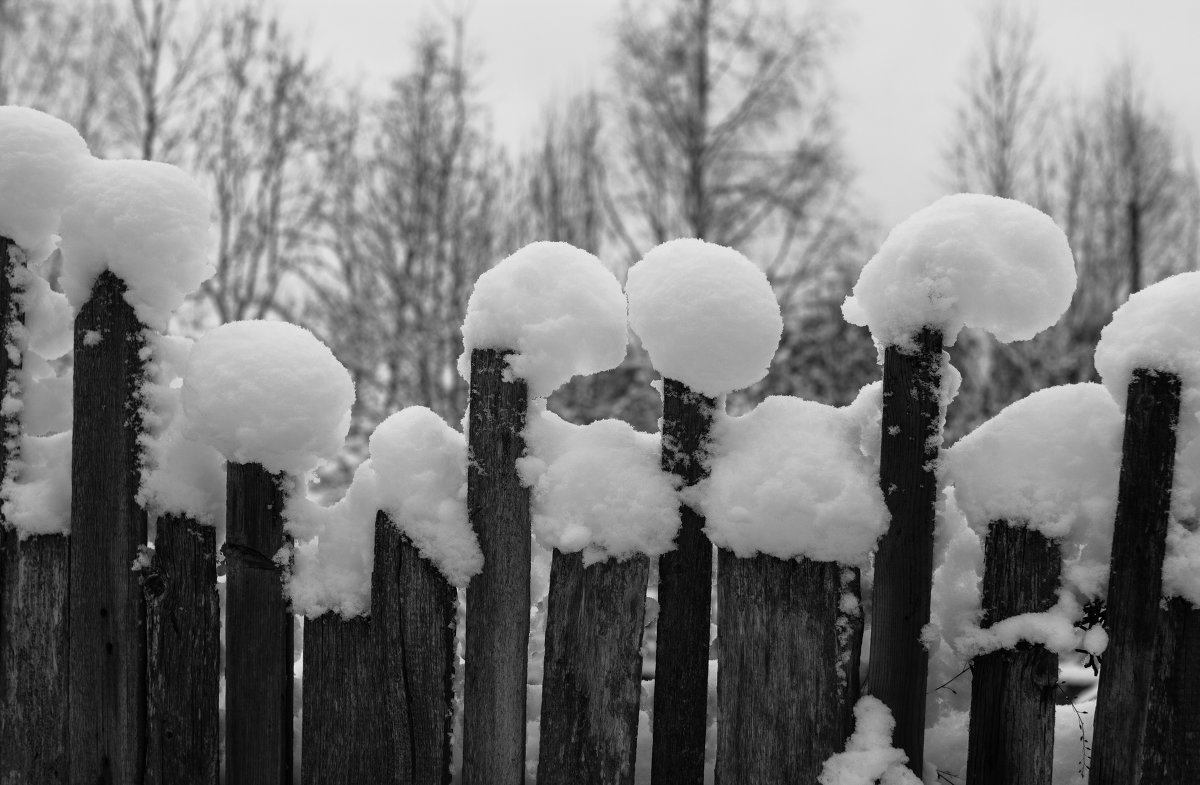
[537,549,649,785]
[69,270,148,785]
[463,349,531,785]
[966,521,1061,785]
[867,328,942,774]
[144,515,220,785]
[1090,369,1180,785]
[1142,596,1200,784]
[225,462,293,785]
[0,237,70,785]
[301,513,456,785]
[716,552,859,785]
[651,378,716,785]
[374,512,457,784]
[0,530,69,785]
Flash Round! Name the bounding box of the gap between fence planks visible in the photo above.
[225,461,293,785]
[69,270,149,784]
[0,235,70,785]
[463,348,531,785]
[868,327,943,774]
[651,378,716,785]
[716,552,862,784]
[1090,368,1180,785]
[537,549,649,785]
[301,511,457,784]
[966,521,1060,785]
[144,514,220,785]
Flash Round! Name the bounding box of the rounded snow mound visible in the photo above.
[181,320,354,475]
[0,106,91,259]
[458,241,627,397]
[60,158,214,331]
[626,238,782,397]
[842,194,1076,350]
[693,393,886,565]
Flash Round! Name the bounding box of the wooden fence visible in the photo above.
[0,229,1199,785]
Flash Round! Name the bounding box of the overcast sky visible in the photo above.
[275,0,1200,230]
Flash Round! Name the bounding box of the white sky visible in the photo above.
[276,0,1200,229]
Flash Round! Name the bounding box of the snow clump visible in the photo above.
[626,238,782,397]
[818,696,921,785]
[519,401,679,564]
[370,406,480,587]
[182,320,354,476]
[60,158,213,331]
[458,241,627,397]
[842,194,1075,351]
[0,106,90,260]
[692,386,887,566]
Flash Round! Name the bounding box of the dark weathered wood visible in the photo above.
[374,512,457,784]
[1143,595,1200,783]
[69,270,148,784]
[300,613,375,784]
[868,327,943,774]
[651,378,716,785]
[716,551,859,784]
[0,530,69,785]
[463,349,531,785]
[0,237,70,785]
[225,462,293,785]
[966,521,1061,785]
[1090,368,1180,785]
[537,549,649,785]
[144,515,220,785]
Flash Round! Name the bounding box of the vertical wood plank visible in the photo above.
[1143,595,1200,783]
[69,270,148,784]
[300,614,375,784]
[537,549,649,785]
[463,349,530,785]
[144,514,220,785]
[868,327,943,774]
[225,462,293,785]
[966,521,1061,785]
[716,551,856,784]
[651,378,716,785]
[374,511,457,783]
[1089,368,1180,785]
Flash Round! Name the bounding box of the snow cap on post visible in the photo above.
[946,383,1122,598]
[625,238,782,397]
[370,406,481,587]
[60,157,214,331]
[0,106,91,259]
[842,194,1076,350]
[692,390,887,566]
[457,241,628,398]
[181,320,354,476]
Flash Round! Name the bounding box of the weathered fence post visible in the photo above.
[300,511,457,784]
[651,378,716,785]
[0,236,70,784]
[69,270,149,783]
[716,554,861,783]
[869,327,943,773]
[225,462,293,785]
[143,513,220,785]
[373,512,458,781]
[463,348,531,785]
[1090,368,1180,785]
[537,550,649,785]
[1145,593,1200,782]
[966,521,1061,785]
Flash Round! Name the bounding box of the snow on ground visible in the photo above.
[842,193,1075,351]
[458,241,627,397]
[625,238,782,397]
[60,157,214,331]
[182,320,354,477]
